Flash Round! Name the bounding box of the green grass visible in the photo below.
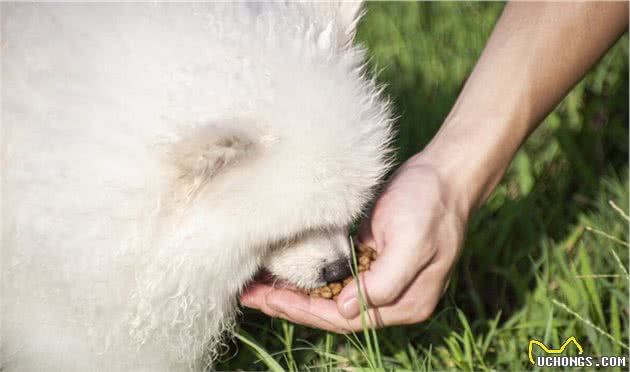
[217,3,629,371]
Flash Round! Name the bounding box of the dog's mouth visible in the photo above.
[249,268,303,290]
[249,266,332,291]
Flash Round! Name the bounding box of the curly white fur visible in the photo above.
[1,2,394,371]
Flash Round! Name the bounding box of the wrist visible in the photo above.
[409,113,529,215]
[405,148,478,221]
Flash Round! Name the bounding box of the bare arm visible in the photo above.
[420,1,629,216]
[241,2,629,331]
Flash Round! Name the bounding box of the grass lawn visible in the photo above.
[217,3,629,370]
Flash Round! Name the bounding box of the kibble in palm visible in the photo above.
[304,242,377,300]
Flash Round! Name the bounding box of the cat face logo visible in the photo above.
[528,336,584,364]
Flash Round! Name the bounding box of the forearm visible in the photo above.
[414,1,628,215]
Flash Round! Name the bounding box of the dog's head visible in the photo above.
[163,1,393,290]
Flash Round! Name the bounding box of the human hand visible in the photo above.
[240,154,469,333]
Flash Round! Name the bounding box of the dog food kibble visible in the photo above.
[329,282,343,295]
[303,242,377,300]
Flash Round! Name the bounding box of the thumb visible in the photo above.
[337,237,432,319]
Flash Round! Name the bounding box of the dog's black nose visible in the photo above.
[321,258,352,283]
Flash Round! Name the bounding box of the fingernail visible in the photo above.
[342,297,359,318]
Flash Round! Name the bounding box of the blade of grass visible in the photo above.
[609,200,629,221]
[281,320,296,372]
[455,310,474,371]
[235,331,286,372]
[323,333,333,372]
[577,247,606,326]
[349,238,378,370]
[610,293,621,355]
[585,226,630,248]
[481,311,502,356]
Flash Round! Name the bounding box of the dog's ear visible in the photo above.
[300,1,365,50]
[168,124,255,203]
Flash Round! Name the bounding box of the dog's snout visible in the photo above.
[321,258,352,283]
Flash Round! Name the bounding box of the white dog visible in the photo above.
[1,2,393,371]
